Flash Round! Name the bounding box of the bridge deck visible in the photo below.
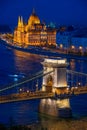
[0,92,54,104]
[0,86,87,104]
[73,86,87,95]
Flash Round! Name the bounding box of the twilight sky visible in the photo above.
[0,0,87,27]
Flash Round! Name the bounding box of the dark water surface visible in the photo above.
[0,40,87,129]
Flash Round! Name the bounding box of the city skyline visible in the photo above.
[0,0,87,27]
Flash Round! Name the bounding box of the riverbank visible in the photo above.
[1,116,87,130]
[1,33,87,59]
[0,37,87,61]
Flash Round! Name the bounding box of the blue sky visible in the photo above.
[0,0,87,27]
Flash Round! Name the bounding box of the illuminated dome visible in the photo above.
[28,9,40,26]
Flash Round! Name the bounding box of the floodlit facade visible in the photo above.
[13,9,57,47]
[41,58,68,92]
[39,58,72,118]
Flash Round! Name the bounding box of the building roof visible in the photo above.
[28,9,40,26]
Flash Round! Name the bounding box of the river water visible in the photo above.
[0,40,87,129]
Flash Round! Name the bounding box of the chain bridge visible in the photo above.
[0,58,87,104]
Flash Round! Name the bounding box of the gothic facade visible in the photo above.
[13,10,57,47]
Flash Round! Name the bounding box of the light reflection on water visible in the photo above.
[39,98,72,118]
[0,42,87,127]
[13,49,43,75]
[0,98,87,129]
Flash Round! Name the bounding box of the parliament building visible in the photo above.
[13,9,57,47]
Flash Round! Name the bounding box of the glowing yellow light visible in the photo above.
[42,85,46,91]
[19,88,22,92]
[71,45,75,49]
[27,90,29,93]
[79,46,82,50]
[60,44,63,48]
[45,59,66,64]
[52,88,56,93]
[57,99,70,108]
[78,82,81,85]
[48,98,52,104]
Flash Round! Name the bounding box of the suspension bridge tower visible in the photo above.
[39,58,72,117]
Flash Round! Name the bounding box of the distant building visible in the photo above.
[71,37,87,48]
[13,9,57,47]
[71,27,87,49]
[57,26,76,48]
[57,26,87,49]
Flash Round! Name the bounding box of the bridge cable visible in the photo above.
[0,70,54,93]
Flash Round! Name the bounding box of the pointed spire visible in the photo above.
[32,8,36,15]
[18,16,21,23]
[21,16,24,26]
[18,16,24,28]
[18,16,21,27]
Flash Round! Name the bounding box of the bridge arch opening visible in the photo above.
[46,75,53,92]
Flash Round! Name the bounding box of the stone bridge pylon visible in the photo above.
[42,58,68,93]
[39,58,72,117]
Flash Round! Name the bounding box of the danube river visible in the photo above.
[0,40,87,129]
